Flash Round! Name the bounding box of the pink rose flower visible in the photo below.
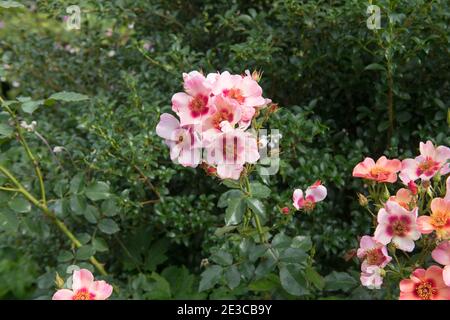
[432,241,450,286]
[52,269,113,300]
[400,141,450,184]
[388,188,415,210]
[360,266,383,289]
[417,198,450,239]
[399,266,450,300]
[292,180,327,211]
[374,201,420,252]
[156,113,201,168]
[352,156,401,183]
[357,236,392,272]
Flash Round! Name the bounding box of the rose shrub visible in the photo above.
[0,0,449,299]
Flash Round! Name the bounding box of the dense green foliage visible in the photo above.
[0,0,448,299]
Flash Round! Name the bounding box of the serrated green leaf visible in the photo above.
[85,182,110,201]
[48,91,89,102]
[98,218,119,234]
[199,265,223,292]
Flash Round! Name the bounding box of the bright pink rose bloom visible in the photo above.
[200,95,241,133]
[204,121,259,180]
[357,236,392,272]
[400,141,450,184]
[352,156,401,183]
[432,241,450,286]
[389,188,415,210]
[417,198,450,239]
[156,113,201,168]
[374,201,420,252]
[360,266,383,289]
[292,180,327,211]
[171,71,215,126]
[52,269,112,300]
[399,266,450,300]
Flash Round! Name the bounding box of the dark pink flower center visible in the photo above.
[365,248,386,266]
[416,157,440,177]
[223,88,245,104]
[72,288,95,300]
[189,94,209,117]
[387,215,411,236]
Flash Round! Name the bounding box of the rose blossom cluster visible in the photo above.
[156,70,272,180]
[353,140,450,299]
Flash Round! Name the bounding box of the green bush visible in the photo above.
[0,0,448,300]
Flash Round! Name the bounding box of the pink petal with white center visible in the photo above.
[376,208,390,225]
[156,113,180,140]
[305,185,327,202]
[292,189,304,210]
[52,289,74,300]
[216,164,243,180]
[374,222,392,245]
[72,269,94,292]
[419,141,436,158]
[171,92,191,113]
[443,265,450,287]
[432,241,450,265]
[182,71,211,96]
[392,236,415,252]
[91,280,113,300]
[435,145,450,163]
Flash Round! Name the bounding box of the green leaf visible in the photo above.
[98,218,120,234]
[199,265,223,292]
[292,236,313,251]
[92,237,109,252]
[101,199,119,217]
[21,100,44,114]
[214,225,237,237]
[0,209,19,232]
[70,173,85,194]
[147,272,171,299]
[225,265,240,289]
[271,233,292,249]
[57,250,74,263]
[217,189,243,208]
[144,239,169,272]
[225,197,246,226]
[8,196,31,213]
[0,123,13,137]
[324,271,358,292]
[279,248,308,264]
[48,91,89,102]
[0,1,25,8]
[211,251,233,266]
[249,274,279,291]
[75,245,95,260]
[84,205,99,224]
[70,195,87,215]
[85,182,111,201]
[305,266,325,290]
[279,264,309,296]
[246,198,266,221]
[222,180,240,189]
[250,182,271,199]
[364,63,385,71]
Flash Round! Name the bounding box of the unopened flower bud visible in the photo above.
[55,272,65,289]
[251,70,262,82]
[200,258,209,268]
[421,180,431,189]
[357,193,369,207]
[281,207,289,214]
[407,181,418,195]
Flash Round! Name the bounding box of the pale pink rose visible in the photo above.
[203,121,259,180]
[360,266,383,289]
[400,141,450,183]
[292,180,327,211]
[399,266,450,300]
[352,156,401,183]
[357,236,392,272]
[171,71,215,126]
[52,269,112,300]
[445,176,450,201]
[156,113,201,168]
[432,241,450,286]
[374,201,420,252]
[416,198,450,239]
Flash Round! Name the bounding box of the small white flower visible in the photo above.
[20,120,37,132]
[12,81,20,88]
[128,23,134,29]
[107,50,116,57]
[53,146,65,153]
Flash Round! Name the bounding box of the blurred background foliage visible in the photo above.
[0,0,448,299]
